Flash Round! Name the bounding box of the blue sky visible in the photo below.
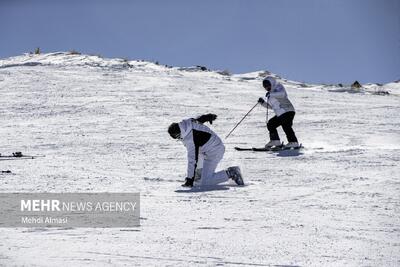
[0,0,399,84]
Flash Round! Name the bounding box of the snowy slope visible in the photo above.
[0,53,399,266]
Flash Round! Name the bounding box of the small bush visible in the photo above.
[373,87,390,95]
[258,71,271,78]
[69,49,81,55]
[34,47,40,54]
[218,69,231,76]
[196,65,208,71]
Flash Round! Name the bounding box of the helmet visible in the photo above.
[168,123,181,139]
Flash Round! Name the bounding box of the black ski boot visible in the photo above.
[181,177,194,187]
[227,166,244,185]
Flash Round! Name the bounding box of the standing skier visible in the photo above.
[168,114,244,187]
[258,77,299,148]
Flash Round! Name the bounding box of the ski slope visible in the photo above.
[0,53,399,266]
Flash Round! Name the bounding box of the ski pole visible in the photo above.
[225,102,259,139]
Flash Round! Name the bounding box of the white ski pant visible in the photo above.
[197,144,229,186]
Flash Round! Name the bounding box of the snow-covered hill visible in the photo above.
[0,53,399,266]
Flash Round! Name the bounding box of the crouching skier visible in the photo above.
[168,114,244,187]
[258,77,300,149]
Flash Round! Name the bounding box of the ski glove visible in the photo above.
[182,177,194,187]
[196,113,217,124]
[258,97,265,104]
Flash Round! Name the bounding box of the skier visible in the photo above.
[257,77,299,148]
[168,114,244,187]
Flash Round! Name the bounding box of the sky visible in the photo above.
[0,0,399,84]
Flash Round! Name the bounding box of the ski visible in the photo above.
[281,144,303,151]
[235,146,283,151]
[0,157,36,161]
[235,144,302,152]
[234,147,254,151]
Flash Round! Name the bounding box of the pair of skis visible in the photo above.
[234,143,303,152]
[0,152,44,161]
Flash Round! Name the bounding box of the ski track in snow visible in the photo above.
[0,53,399,266]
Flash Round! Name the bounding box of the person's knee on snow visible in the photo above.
[168,114,244,187]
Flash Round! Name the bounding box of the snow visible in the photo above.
[0,53,399,266]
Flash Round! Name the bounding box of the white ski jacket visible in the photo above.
[260,77,295,117]
[178,118,224,178]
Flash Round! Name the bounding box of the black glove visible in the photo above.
[181,177,194,187]
[196,113,217,124]
[265,92,270,98]
[258,97,265,104]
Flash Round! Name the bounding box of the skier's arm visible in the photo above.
[261,99,270,109]
[195,113,217,124]
[185,132,198,179]
[258,96,271,109]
